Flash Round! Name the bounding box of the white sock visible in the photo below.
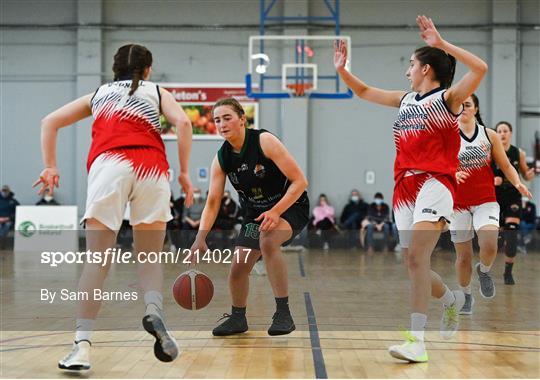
[479,262,491,273]
[75,318,95,343]
[460,283,472,295]
[439,286,456,307]
[410,313,427,341]
[144,291,163,315]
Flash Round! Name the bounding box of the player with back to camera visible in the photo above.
[189,97,310,337]
[334,15,487,362]
[451,94,531,314]
[34,44,194,370]
[492,121,535,285]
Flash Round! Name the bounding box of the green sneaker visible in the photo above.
[440,290,465,340]
[388,331,428,363]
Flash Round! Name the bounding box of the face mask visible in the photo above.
[193,193,201,200]
[44,195,53,202]
[374,198,383,205]
[1,191,9,198]
[351,195,359,203]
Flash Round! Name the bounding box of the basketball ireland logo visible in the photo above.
[18,220,37,237]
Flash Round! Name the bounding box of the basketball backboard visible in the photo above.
[246,35,353,99]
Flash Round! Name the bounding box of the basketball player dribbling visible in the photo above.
[451,94,531,315]
[189,98,310,337]
[334,15,487,362]
[34,44,194,370]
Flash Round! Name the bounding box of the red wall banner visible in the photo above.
[159,83,258,140]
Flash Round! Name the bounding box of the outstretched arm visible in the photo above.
[34,94,93,195]
[334,40,406,108]
[416,15,488,114]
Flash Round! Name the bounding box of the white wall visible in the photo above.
[1,0,538,213]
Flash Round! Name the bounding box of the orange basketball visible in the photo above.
[172,270,214,310]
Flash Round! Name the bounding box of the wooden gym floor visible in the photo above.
[1,247,539,378]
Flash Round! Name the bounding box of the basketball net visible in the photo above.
[286,83,314,97]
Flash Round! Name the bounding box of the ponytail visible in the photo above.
[129,69,143,96]
[414,46,456,88]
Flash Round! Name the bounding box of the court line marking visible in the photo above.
[304,292,328,379]
[1,345,537,353]
[298,251,306,277]
[2,332,538,350]
[3,319,538,330]
[0,331,68,344]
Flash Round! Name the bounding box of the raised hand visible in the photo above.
[333,39,348,71]
[416,15,443,48]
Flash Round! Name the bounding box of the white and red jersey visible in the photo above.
[392,87,460,208]
[455,124,496,209]
[87,80,167,174]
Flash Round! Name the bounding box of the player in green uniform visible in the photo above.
[189,98,309,336]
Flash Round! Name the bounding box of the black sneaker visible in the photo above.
[459,293,474,315]
[504,273,515,285]
[212,313,248,336]
[142,312,179,362]
[268,310,295,336]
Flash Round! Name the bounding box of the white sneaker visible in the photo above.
[58,340,91,371]
[388,332,428,363]
[440,290,465,340]
[142,310,179,362]
[322,242,330,250]
[252,260,267,276]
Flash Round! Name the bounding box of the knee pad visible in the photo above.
[504,222,519,258]
[504,221,519,229]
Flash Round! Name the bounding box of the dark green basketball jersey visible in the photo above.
[492,144,520,188]
[217,128,307,213]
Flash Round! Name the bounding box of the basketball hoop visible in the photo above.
[286,83,314,97]
[246,35,352,99]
